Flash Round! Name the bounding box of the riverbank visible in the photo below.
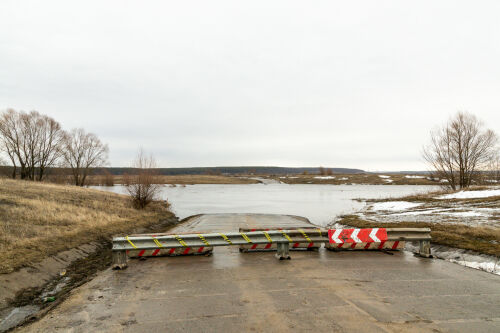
[86,172,478,186]
[268,173,442,185]
[337,187,500,256]
[87,174,260,185]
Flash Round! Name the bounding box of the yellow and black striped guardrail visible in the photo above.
[112,228,431,269]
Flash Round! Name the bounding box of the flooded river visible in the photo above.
[91,184,436,227]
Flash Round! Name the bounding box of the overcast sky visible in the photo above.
[1,1,499,170]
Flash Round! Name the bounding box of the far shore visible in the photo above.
[84,172,469,186]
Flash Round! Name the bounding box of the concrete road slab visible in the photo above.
[16,214,500,333]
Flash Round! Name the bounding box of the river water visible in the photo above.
[91,184,436,227]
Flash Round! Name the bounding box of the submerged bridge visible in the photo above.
[18,214,500,332]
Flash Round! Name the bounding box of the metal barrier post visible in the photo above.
[112,250,128,269]
[419,240,431,258]
[276,242,290,260]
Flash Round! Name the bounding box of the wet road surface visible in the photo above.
[17,214,500,332]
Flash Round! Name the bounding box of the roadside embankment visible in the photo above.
[0,178,175,274]
[0,178,179,330]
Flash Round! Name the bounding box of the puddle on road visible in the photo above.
[0,276,70,332]
[0,305,39,332]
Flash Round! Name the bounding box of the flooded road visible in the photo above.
[16,213,500,333]
[92,184,436,226]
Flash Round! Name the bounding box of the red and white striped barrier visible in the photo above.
[127,246,213,258]
[325,228,404,250]
[126,233,213,258]
[239,227,321,252]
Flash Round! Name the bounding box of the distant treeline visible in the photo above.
[0,166,365,177]
[96,166,366,175]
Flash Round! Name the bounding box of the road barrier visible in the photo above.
[112,228,431,269]
[325,227,406,251]
[125,232,214,258]
[238,228,322,252]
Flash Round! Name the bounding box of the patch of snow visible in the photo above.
[393,209,439,216]
[437,211,484,217]
[405,175,425,179]
[436,189,500,199]
[405,243,500,275]
[485,179,498,183]
[339,177,348,180]
[378,175,391,179]
[314,176,335,180]
[439,179,449,183]
[449,260,500,275]
[370,201,423,211]
[384,179,394,183]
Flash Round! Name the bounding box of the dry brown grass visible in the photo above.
[87,174,260,185]
[0,178,174,273]
[339,215,500,256]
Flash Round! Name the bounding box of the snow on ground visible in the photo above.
[437,211,484,217]
[384,179,394,183]
[436,189,500,199]
[363,193,499,226]
[405,175,425,179]
[339,177,348,180]
[370,201,423,211]
[405,243,500,276]
[378,175,391,179]
[314,176,335,180]
[392,209,441,216]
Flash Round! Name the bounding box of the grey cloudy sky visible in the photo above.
[1,0,499,170]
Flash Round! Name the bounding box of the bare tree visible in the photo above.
[0,109,26,178]
[35,113,65,180]
[486,153,500,184]
[0,136,18,179]
[423,112,498,190]
[19,111,42,180]
[61,128,109,186]
[0,109,66,180]
[125,149,162,209]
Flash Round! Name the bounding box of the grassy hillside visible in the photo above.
[0,178,174,273]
